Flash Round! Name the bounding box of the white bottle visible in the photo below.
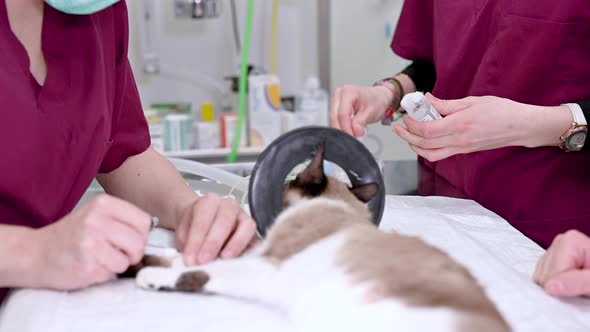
[194,103,220,150]
[400,92,442,122]
[296,76,329,127]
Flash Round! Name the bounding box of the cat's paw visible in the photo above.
[136,267,180,291]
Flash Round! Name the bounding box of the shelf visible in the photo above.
[163,146,265,158]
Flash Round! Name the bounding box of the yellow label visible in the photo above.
[266,84,282,111]
[201,103,215,122]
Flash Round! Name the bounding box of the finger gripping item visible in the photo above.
[401,92,442,122]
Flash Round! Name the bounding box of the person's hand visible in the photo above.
[533,230,590,298]
[175,193,258,266]
[31,194,151,290]
[392,94,571,162]
[393,94,524,161]
[330,85,393,137]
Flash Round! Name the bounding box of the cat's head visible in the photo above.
[282,143,379,210]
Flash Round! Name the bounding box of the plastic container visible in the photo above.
[164,113,193,151]
[248,74,283,146]
[220,113,247,148]
[295,76,329,127]
[400,92,442,122]
[194,103,220,149]
[144,108,165,152]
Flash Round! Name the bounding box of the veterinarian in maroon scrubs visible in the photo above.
[331,1,590,249]
[0,0,256,304]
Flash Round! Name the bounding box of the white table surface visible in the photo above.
[1,196,589,332]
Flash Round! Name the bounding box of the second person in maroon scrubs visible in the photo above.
[331,0,590,249]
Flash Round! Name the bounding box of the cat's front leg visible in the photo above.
[136,266,209,292]
[136,256,279,303]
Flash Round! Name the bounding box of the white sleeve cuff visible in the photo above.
[562,103,587,126]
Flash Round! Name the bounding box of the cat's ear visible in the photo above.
[296,143,326,186]
[350,183,379,203]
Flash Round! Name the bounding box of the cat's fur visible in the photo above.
[135,144,511,332]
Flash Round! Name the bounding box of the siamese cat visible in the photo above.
[133,144,510,332]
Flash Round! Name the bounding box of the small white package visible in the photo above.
[400,92,442,122]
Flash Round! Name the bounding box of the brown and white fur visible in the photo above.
[135,144,511,332]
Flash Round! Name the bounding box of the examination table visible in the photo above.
[1,161,589,332]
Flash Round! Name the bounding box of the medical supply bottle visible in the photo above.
[165,113,192,152]
[295,76,329,127]
[194,103,220,149]
[400,92,442,122]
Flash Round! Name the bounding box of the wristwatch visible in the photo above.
[559,103,588,152]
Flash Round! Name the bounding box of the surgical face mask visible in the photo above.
[45,0,120,15]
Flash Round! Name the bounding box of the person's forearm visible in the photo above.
[0,225,37,288]
[96,147,197,230]
[520,104,572,148]
[375,73,417,113]
[396,73,417,98]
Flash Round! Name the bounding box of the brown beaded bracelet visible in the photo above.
[374,77,404,125]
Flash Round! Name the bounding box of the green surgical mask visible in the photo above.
[45,0,120,15]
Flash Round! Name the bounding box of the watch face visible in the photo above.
[567,131,587,150]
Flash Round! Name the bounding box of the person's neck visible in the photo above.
[6,0,47,86]
[6,0,44,15]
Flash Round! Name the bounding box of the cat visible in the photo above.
[134,143,511,332]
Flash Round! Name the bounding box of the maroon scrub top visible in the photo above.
[392,1,590,248]
[0,1,150,302]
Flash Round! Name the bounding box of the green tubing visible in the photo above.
[228,0,255,163]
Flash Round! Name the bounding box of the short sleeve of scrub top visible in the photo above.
[391,0,434,62]
[0,1,150,230]
[99,59,151,173]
